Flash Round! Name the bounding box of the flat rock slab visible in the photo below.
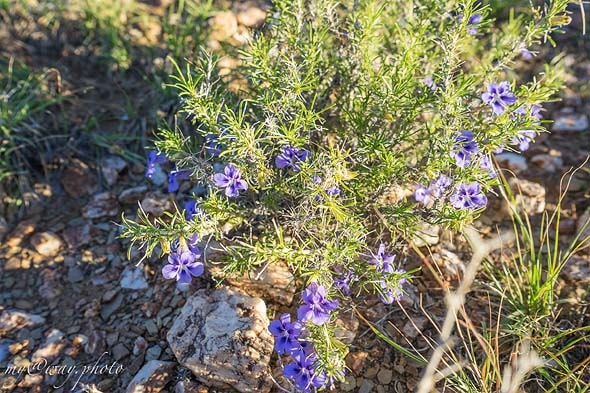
[126,360,175,393]
[167,287,273,393]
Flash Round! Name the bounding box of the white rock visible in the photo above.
[32,329,65,363]
[496,153,528,173]
[167,287,273,393]
[0,310,45,335]
[126,360,175,393]
[30,232,63,257]
[411,223,440,247]
[120,267,148,290]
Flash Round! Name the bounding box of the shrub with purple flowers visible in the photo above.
[121,0,571,389]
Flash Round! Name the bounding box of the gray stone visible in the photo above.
[145,320,159,336]
[552,113,588,132]
[561,256,590,285]
[0,216,8,241]
[120,267,148,290]
[60,159,98,198]
[30,232,63,257]
[67,266,84,283]
[82,192,120,219]
[112,343,130,361]
[141,192,172,217]
[377,368,393,385]
[167,287,273,393]
[126,360,175,393]
[119,186,148,204]
[496,153,528,173]
[101,155,127,186]
[148,164,167,187]
[530,154,563,173]
[576,208,590,241]
[0,310,45,335]
[341,374,357,391]
[101,293,124,321]
[146,345,162,361]
[359,379,375,393]
[402,316,429,339]
[133,337,148,356]
[508,178,546,214]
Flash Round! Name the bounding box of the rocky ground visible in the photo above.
[1,1,589,393]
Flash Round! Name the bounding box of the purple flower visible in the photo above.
[450,182,488,209]
[283,350,325,392]
[415,186,435,205]
[268,314,303,355]
[416,175,452,205]
[213,164,248,197]
[275,146,311,172]
[512,130,537,152]
[368,244,396,273]
[204,133,225,157]
[452,131,479,168]
[168,168,190,193]
[185,200,205,221]
[520,45,534,60]
[378,272,406,304]
[432,174,452,197]
[162,245,204,284]
[531,104,542,120]
[481,82,517,115]
[493,146,504,154]
[326,186,340,196]
[297,283,339,325]
[145,150,166,178]
[480,155,497,178]
[467,13,482,35]
[334,271,358,296]
[424,76,437,90]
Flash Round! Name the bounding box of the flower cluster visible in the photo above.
[415,174,452,206]
[162,235,204,284]
[297,283,339,325]
[452,131,479,168]
[367,244,407,304]
[276,146,311,172]
[467,13,482,35]
[450,182,488,210]
[269,283,340,392]
[334,270,358,296]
